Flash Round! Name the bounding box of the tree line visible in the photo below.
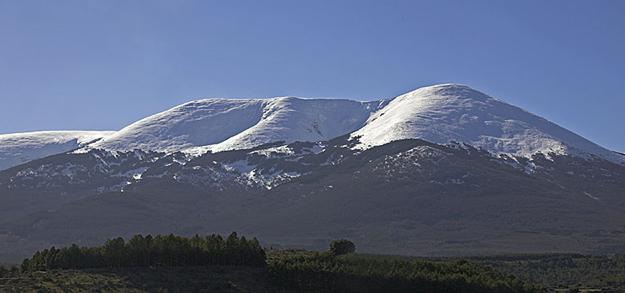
[21,232,266,271]
[13,235,545,292]
[267,250,540,293]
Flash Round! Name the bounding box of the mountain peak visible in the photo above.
[399,83,492,103]
[353,84,624,164]
[59,84,625,165]
[91,96,383,154]
[414,83,475,91]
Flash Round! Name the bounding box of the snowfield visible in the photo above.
[352,84,625,163]
[92,97,385,154]
[0,131,114,170]
[3,84,623,169]
[208,97,385,152]
[92,99,266,153]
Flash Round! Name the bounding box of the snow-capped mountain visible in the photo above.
[352,84,624,164]
[82,84,622,165]
[1,83,624,262]
[0,131,113,171]
[91,97,385,154]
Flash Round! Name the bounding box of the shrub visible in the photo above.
[329,239,356,256]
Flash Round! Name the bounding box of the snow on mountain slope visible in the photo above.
[207,97,384,152]
[92,97,384,154]
[351,84,625,164]
[16,84,618,166]
[0,131,114,170]
[92,99,266,152]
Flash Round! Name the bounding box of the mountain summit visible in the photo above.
[90,97,384,154]
[353,84,623,163]
[1,84,622,171]
[91,84,624,163]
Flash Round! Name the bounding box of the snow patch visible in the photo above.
[0,131,114,171]
[584,192,600,201]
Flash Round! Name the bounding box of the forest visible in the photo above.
[268,250,539,293]
[20,232,266,271]
[3,235,625,292]
[2,235,539,292]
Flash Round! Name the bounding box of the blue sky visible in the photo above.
[1,0,624,151]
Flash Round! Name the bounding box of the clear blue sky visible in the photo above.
[1,0,624,151]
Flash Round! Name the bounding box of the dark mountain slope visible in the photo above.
[1,138,624,262]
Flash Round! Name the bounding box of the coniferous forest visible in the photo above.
[20,233,266,271]
[2,234,625,292]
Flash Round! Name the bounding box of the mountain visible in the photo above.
[91,97,385,153]
[0,131,113,171]
[0,84,624,263]
[352,84,624,163]
[86,84,623,165]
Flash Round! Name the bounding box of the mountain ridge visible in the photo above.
[1,84,622,171]
[90,97,386,155]
[0,131,114,171]
[90,83,624,165]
